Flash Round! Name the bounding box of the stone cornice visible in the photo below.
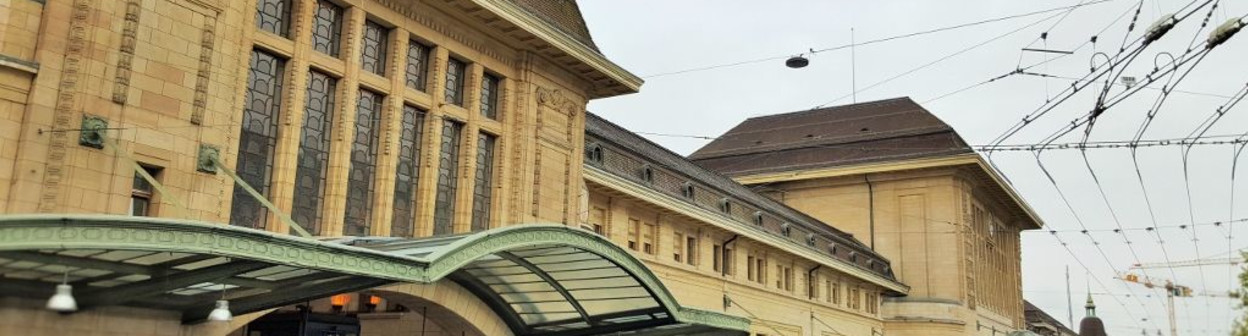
[585,166,911,295]
[470,0,642,96]
[734,154,1043,229]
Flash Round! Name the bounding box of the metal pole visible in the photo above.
[851,28,857,103]
[1167,293,1177,336]
[1066,265,1073,327]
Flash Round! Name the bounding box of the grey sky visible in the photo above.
[580,1,1248,334]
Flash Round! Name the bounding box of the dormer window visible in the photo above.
[718,198,732,214]
[849,251,858,263]
[806,233,816,247]
[639,164,654,183]
[681,182,695,199]
[585,143,603,164]
[752,211,764,226]
[828,243,838,256]
[779,222,792,236]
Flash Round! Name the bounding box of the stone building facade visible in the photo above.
[0,0,1038,336]
[689,97,1044,336]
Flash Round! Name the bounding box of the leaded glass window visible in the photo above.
[433,119,463,235]
[391,105,426,237]
[344,89,383,236]
[255,0,290,37]
[444,58,465,105]
[361,20,388,76]
[291,70,336,235]
[310,0,342,57]
[405,41,431,91]
[470,133,496,231]
[480,73,500,119]
[231,50,285,229]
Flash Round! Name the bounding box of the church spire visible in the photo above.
[1084,292,1097,317]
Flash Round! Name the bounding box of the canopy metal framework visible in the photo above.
[0,215,749,336]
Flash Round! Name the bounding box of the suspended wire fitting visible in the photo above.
[1145,14,1178,43]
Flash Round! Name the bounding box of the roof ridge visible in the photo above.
[743,97,914,122]
[692,126,959,160]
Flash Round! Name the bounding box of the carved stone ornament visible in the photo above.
[197,144,220,174]
[78,115,108,149]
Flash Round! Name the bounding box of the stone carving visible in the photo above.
[112,0,142,104]
[191,15,218,125]
[39,0,93,213]
[374,0,516,69]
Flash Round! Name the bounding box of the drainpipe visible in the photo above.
[721,234,739,277]
[865,175,876,249]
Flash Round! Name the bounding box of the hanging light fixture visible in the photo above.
[785,55,810,69]
[207,300,232,322]
[207,283,232,322]
[46,270,77,313]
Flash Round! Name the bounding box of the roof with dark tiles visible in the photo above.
[585,112,900,285]
[505,0,600,52]
[689,97,973,177]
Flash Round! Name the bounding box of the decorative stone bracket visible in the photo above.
[78,115,107,149]
[196,144,219,174]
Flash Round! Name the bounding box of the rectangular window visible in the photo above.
[292,70,337,235]
[783,266,794,292]
[833,282,841,305]
[712,244,723,272]
[755,255,766,284]
[405,41,431,91]
[480,73,500,119]
[809,273,819,300]
[723,247,734,275]
[685,235,697,266]
[746,255,756,281]
[470,133,496,231]
[310,0,343,57]
[642,221,657,255]
[361,20,388,76]
[130,166,160,216]
[589,207,607,236]
[231,50,285,229]
[344,89,383,236]
[255,0,290,37]
[672,232,684,262]
[825,279,833,303]
[776,265,783,289]
[627,218,639,251]
[433,119,463,235]
[391,105,426,237]
[444,58,466,105]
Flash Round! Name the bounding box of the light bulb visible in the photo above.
[46,284,77,313]
[207,300,232,322]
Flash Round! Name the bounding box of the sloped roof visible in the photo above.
[505,0,600,52]
[585,113,905,292]
[689,97,972,177]
[1024,301,1078,336]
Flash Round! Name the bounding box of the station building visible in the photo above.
[0,0,1042,335]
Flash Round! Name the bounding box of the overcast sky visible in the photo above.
[579,1,1248,334]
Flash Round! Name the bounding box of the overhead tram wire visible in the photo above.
[638,0,1116,79]
[985,0,1217,156]
[1031,148,1167,329]
[809,10,1070,109]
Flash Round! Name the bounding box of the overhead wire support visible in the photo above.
[638,0,1115,79]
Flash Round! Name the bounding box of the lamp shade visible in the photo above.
[785,56,810,68]
[46,284,77,313]
[207,300,232,322]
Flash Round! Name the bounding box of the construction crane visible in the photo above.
[1118,272,1192,336]
[1130,257,1243,270]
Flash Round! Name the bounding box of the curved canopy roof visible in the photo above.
[0,215,748,336]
